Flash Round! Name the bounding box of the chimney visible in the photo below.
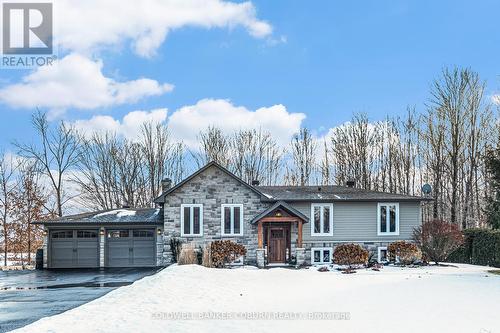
[251,180,260,186]
[346,180,355,188]
[161,178,172,193]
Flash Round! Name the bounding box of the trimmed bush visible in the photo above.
[446,228,500,268]
[210,240,247,268]
[387,241,421,265]
[412,220,463,264]
[333,243,369,268]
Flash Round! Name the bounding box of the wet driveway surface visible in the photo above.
[0,268,161,332]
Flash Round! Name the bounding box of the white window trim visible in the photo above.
[180,204,203,237]
[310,203,334,236]
[311,247,333,265]
[220,204,244,236]
[377,246,388,263]
[377,203,400,236]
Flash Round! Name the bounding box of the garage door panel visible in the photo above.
[132,240,155,266]
[107,239,131,267]
[50,230,98,268]
[51,240,74,267]
[107,229,155,267]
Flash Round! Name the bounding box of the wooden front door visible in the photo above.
[268,227,286,263]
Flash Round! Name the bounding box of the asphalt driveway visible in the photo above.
[0,268,161,333]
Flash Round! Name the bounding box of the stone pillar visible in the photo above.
[43,230,48,269]
[256,248,266,268]
[156,228,164,266]
[296,248,306,268]
[162,234,175,265]
[99,229,105,268]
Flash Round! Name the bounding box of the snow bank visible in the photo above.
[10,264,500,333]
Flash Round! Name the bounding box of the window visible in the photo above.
[181,204,203,236]
[377,203,399,235]
[221,204,243,236]
[311,247,333,265]
[77,230,97,238]
[132,229,154,238]
[107,230,129,238]
[378,247,388,263]
[310,203,333,236]
[51,231,73,238]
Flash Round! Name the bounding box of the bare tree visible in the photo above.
[286,128,316,186]
[192,126,231,168]
[0,152,16,266]
[231,129,282,185]
[9,161,51,265]
[14,111,82,216]
[140,122,185,200]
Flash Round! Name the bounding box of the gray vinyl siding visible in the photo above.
[291,201,421,243]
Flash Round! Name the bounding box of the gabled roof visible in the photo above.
[250,200,309,224]
[257,185,431,202]
[34,208,163,225]
[154,161,266,203]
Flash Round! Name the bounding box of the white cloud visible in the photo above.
[0,54,173,111]
[56,0,272,57]
[168,99,305,148]
[72,108,168,140]
[70,99,305,147]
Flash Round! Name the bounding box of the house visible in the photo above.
[35,162,430,269]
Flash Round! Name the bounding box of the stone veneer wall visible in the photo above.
[161,165,270,265]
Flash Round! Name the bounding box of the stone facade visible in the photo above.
[159,163,421,268]
[162,165,270,265]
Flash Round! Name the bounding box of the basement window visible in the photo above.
[311,247,332,265]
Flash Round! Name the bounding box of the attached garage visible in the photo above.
[50,230,99,268]
[37,208,163,269]
[106,229,156,267]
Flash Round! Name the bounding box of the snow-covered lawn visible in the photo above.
[11,264,500,333]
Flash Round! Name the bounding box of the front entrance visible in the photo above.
[267,226,290,264]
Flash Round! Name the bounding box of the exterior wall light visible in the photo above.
[100,228,105,236]
[157,228,162,235]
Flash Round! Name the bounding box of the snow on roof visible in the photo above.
[94,209,137,218]
[36,208,163,224]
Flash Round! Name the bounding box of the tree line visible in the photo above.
[1,66,499,265]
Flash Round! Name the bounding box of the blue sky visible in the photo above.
[0,0,499,150]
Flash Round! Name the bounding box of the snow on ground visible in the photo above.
[10,264,500,333]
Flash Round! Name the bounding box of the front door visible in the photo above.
[268,227,286,263]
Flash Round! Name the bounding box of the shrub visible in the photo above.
[169,237,184,263]
[210,240,247,268]
[447,228,500,268]
[412,220,463,264]
[333,244,369,269]
[387,241,421,265]
[467,228,500,267]
[177,243,198,265]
